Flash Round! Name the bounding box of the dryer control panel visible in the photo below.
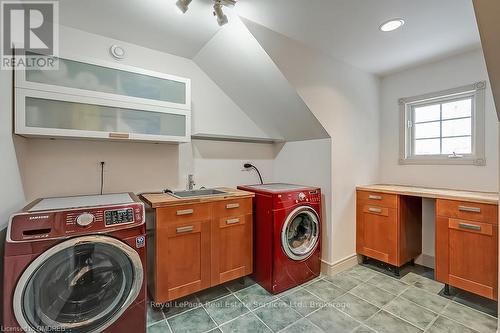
[272,189,322,209]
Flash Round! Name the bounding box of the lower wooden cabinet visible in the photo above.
[356,190,422,268]
[435,199,498,300]
[147,198,253,303]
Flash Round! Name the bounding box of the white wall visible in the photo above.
[0,70,26,228]
[13,25,277,201]
[380,49,499,263]
[273,139,332,260]
[243,20,381,265]
[380,49,498,192]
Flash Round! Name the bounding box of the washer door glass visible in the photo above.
[18,237,141,333]
[281,207,319,261]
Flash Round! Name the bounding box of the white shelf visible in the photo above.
[191,133,283,144]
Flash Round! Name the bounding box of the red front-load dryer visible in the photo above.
[3,193,147,333]
[238,184,321,294]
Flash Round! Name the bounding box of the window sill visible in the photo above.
[399,157,486,166]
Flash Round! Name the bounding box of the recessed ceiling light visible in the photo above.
[379,19,405,32]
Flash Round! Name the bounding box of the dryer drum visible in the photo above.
[281,207,320,261]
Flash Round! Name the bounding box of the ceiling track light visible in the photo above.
[176,0,192,14]
[213,1,228,26]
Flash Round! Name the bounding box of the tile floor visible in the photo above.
[147,265,498,333]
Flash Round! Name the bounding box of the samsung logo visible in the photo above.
[29,215,50,220]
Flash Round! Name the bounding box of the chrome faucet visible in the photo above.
[188,174,196,190]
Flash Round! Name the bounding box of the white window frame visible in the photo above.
[399,81,486,166]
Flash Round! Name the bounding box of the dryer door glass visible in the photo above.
[15,236,143,333]
[281,207,320,261]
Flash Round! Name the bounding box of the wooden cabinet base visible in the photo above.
[356,191,422,267]
[436,200,498,300]
[146,198,253,303]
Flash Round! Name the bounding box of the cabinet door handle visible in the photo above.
[226,218,240,225]
[458,223,481,231]
[176,226,194,234]
[458,206,481,213]
[176,209,194,216]
[368,208,383,214]
[226,203,240,209]
[368,195,383,200]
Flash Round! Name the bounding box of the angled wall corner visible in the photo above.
[240,17,381,264]
[192,15,329,142]
[473,0,500,121]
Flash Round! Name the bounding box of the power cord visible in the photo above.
[100,161,105,195]
[243,163,264,184]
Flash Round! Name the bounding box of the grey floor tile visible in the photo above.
[254,300,303,332]
[147,320,171,333]
[162,295,201,319]
[323,271,364,291]
[367,274,409,295]
[196,285,231,304]
[349,283,396,307]
[307,305,360,332]
[205,294,249,325]
[353,325,376,333]
[365,311,422,333]
[168,307,217,333]
[304,279,345,301]
[441,302,497,333]
[332,293,380,322]
[384,296,438,329]
[426,316,480,333]
[401,273,444,294]
[344,265,379,282]
[234,284,275,310]
[148,303,166,326]
[400,287,449,313]
[281,288,326,316]
[224,276,256,293]
[281,318,323,333]
[220,313,271,333]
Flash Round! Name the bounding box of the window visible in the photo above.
[399,82,486,165]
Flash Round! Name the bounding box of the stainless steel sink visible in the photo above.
[171,189,228,198]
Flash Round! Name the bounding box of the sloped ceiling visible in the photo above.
[473,0,500,120]
[59,0,221,58]
[237,0,480,75]
[193,15,329,141]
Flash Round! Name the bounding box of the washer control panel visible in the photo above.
[105,208,134,226]
[76,213,95,227]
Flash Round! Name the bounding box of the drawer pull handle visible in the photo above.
[176,209,194,216]
[368,208,383,214]
[458,223,481,231]
[458,206,481,213]
[226,218,240,225]
[368,195,383,200]
[226,203,240,209]
[176,226,194,234]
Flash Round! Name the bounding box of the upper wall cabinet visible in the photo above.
[15,54,191,143]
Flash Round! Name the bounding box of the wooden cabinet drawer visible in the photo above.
[357,190,398,209]
[157,203,211,223]
[213,198,252,218]
[436,216,498,300]
[436,199,498,224]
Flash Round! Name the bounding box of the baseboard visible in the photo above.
[415,254,435,269]
[321,254,359,276]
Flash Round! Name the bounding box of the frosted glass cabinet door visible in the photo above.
[19,55,190,109]
[16,90,190,143]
